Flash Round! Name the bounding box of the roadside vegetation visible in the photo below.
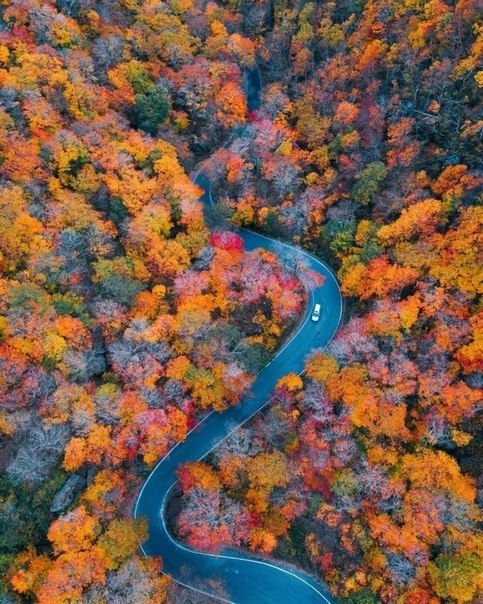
[0,0,481,603]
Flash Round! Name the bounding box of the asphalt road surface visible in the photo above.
[134,67,342,603]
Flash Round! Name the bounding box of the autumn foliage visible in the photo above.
[0,1,303,602]
[0,0,481,603]
[172,0,482,602]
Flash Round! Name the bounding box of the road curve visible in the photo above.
[134,68,342,603]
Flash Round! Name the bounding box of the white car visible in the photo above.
[311,303,321,322]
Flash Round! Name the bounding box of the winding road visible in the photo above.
[134,68,342,603]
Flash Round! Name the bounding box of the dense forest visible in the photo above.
[0,0,481,603]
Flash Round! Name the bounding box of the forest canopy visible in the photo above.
[0,0,481,603]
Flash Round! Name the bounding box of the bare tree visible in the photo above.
[82,557,166,604]
[302,381,336,424]
[273,163,300,198]
[7,424,70,484]
[62,346,106,382]
[192,245,215,271]
[278,199,309,237]
[178,489,249,548]
[214,423,260,462]
[92,35,125,75]
[387,554,417,587]
[255,407,291,448]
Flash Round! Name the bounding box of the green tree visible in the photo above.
[134,85,170,135]
[428,552,482,603]
[351,162,387,206]
[340,588,380,603]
